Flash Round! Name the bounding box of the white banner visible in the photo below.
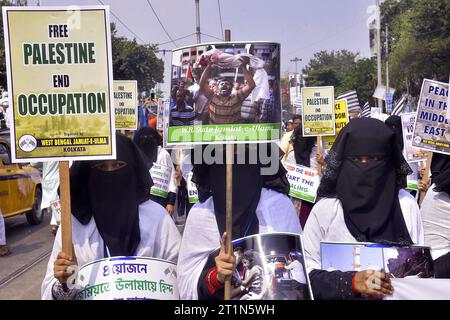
[49,199,61,226]
[283,162,320,203]
[77,257,178,300]
[149,163,172,198]
[412,79,450,155]
[401,113,428,163]
[186,172,198,204]
[386,278,450,300]
[406,162,419,191]
[156,98,165,131]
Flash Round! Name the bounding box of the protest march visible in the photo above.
[0,1,449,313]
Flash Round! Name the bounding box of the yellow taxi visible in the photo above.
[0,131,43,225]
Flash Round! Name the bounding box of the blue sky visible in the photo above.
[27,0,378,96]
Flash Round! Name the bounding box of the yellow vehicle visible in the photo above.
[0,132,43,225]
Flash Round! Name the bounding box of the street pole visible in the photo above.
[385,24,390,114]
[290,57,302,99]
[195,0,201,44]
[376,0,383,109]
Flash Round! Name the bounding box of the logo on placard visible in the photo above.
[305,128,311,134]
[413,136,422,144]
[18,135,37,152]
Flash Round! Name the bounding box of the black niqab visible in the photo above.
[318,118,413,245]
[133,127,163,165]
[385,115,404,151]
[192,144,290,240]
[291,126,315,167]
[70,133,152,256]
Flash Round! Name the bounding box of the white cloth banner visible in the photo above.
[387,278,450,300]
[50,199,61,226]
[186,172,198,204]
[150,163,172,198]
[406,162,419,191]
[77,257,179,300]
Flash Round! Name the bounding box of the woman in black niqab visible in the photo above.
[318,118,413,245]
[70,133,152,257]
[192,144,290,241]
[133,126,163,166]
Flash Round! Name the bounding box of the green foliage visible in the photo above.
[303,50,377,106]
[303,50,358,90]
[381,0,450,96]
[111,23,164,94]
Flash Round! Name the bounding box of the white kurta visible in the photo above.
[285,145,319,172]
[41,161,60,210]
[0,208,6,245]
[420,184,450,260]
[41,200,181,300]
[177,188,302,300]
[302,189,424,272]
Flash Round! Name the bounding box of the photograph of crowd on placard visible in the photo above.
[168,42,281,144]
[201,233,312,300]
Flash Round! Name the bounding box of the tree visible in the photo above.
[303,50,358,92]
[302,50,377,107]
[111,23,164,94]
[342,57,377,107]
[381,0,450,96]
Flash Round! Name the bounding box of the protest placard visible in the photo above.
[114,80,137,130]
[149,163,172,198]
[167,41,281,145]
[185,172,198,204]
[322,99,348,152]
[412,79,450,155]
[301,86,335,137]
[77,257,178,300]
[283,162,320,203]
[401,113,428,162]
[446,75,450,120]
[406,162,419,191]
[3,6,115,162]
[321,242,433,279]
[200,232,313,300]
[156,98,165,131]
[50,199,61,226]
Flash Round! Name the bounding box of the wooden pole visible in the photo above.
[224,144,233,300]
[224,28,233,301]
[59,161,73,259]
[419,152,433,206]
[316,137,322,176]
[176,149,182,187]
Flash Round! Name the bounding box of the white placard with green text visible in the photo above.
[149,163,172,198]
